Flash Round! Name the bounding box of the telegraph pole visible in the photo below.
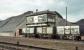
[66,6,67,26]
[64,3,68,39]
[64,6,68,38]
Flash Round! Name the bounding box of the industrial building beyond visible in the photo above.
[0,10,83,40]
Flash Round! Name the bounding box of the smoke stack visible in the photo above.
[36,9,38,12]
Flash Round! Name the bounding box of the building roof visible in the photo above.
[26,10,63,18]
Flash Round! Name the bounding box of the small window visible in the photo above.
[42,27,47,34]
[27,17,34,23]
[38,14,47,22]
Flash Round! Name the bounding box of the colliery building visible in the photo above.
[0,10,81,39]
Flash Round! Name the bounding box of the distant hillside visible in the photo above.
[0,11,33,33]
[76,19,84,25]
[76,19,84,35]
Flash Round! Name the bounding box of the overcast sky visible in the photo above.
[0,0,84,22]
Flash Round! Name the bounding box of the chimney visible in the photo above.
[36,9,38,12]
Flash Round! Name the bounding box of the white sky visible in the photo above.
[0,0,84,22]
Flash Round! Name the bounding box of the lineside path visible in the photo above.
[0,42,54,50]
[0,36,83,50]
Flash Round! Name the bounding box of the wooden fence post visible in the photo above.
[76,46,78,50]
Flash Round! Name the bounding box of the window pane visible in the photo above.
[37,27,42,33]
[42,27,47,34]
[26,28,30,33]
[27,17,34,23]
[47,27,53,34]
[38,14,47,22]
[30,28,34,33]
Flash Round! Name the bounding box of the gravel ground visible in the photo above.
[0,36,83,50]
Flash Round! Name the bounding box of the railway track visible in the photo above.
[0,42,55,50]
[0,36,83,50]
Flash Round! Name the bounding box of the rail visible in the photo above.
[0,42,55,50]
